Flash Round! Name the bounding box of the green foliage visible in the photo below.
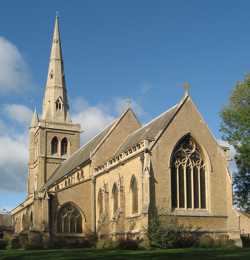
[198,235,235,248]
[53,231,97,249]
[2,248,250,260]
[147,210,200,248]
[0,239,7,249]
[8,236,21,249]
[241,235,250,248]
[220,75,250,212]
[117,238,140,250]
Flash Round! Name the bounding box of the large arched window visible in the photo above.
[112,183,118,215]
[57,203,82,233]
[51,137,58,155]
[61,138,68,156]
[171,135,206,210]
[130,176,138,214]
[98,189,104,217]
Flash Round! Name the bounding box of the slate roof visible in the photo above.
[44,120,116,189]
[114,104,179,155]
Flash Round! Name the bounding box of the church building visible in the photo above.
[11,17,243,244]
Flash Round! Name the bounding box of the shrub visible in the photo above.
[0,239,7,250]
[8,236,21,249]
[18,232,29,249]
[53,235,96,249]
[147,211,200,248]
[198,235,215,248]
[241,235,250,248]
[24,231,43,250]
[96,239,118,249]
[117,238,139,250]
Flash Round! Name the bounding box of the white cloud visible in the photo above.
[72,98,115,143]
[0,37,31,93]
[0,103,31,192]
[0,134,28,192]
[114,97,145,117]
[71,97,145,144]
[4,104,33,125]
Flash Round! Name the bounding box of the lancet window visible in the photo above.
[130,176,138,214]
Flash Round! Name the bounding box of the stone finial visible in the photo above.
[125,98,132,109]
[183,82,190,96]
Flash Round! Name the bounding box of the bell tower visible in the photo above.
[27,16,81,195]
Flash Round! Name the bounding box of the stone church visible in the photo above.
[11,17,243,244]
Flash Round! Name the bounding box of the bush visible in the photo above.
[117,238,139,250]
[241,235,250,248]
[96,239,118,249]
[147,212,199,248]
[24,231,43,250]
[0,239,7,250]
[18,232,29,249]
[53,235,95,249]
[198,235,215,248]
[8,236,21,249]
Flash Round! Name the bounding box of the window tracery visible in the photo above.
[57,203,82,233]
[171,135,206,210]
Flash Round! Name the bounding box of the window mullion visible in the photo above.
[198,166,201,209]
[176,165,179,208]
[184,163,187,209]
[191,164,194,209]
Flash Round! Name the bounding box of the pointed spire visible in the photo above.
[50,15,62,61]
[42,16,70,122]
[31,109,39,127]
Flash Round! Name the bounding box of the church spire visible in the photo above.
[42,16,70,122]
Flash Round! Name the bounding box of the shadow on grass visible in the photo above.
[1,248,250,260]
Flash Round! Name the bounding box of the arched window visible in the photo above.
[112,183,118,215]
[171,135,206,210]
[30,212,33,228]
[51,137,58,155]
[61,138,68,156]
[57,203,83,233]
[56,97,63,111]
[130,176,138,214]
[98,189,104,217]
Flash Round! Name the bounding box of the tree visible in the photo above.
[220,75,250,212]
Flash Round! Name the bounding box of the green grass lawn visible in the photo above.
[1,248,250,260]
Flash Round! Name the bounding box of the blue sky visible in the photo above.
[0,1,249,210]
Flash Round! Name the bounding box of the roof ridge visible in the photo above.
[112,103,179,156]
[149,94,189,150]
[90,107,140,157]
